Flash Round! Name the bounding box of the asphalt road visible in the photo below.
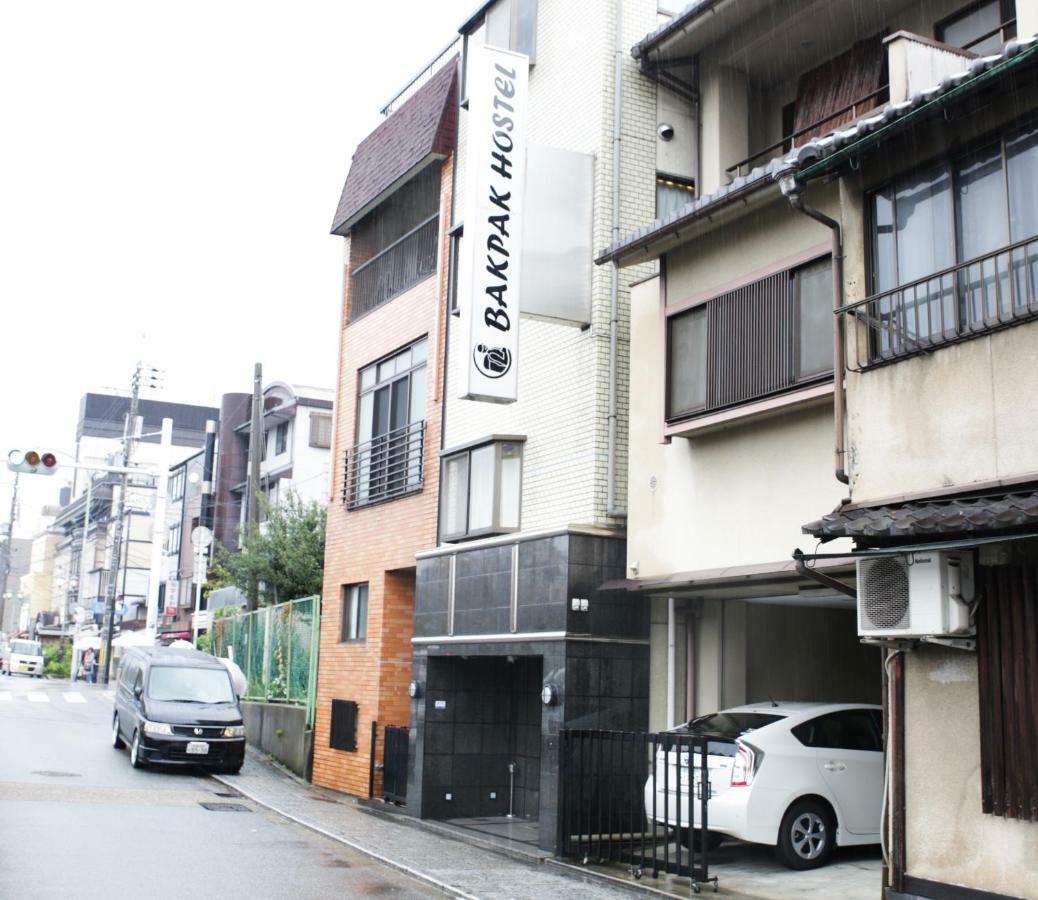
[0,674,435,900]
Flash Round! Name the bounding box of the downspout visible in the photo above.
[666,596,676,730]
[606,0,625,519]
[778,178,850,485]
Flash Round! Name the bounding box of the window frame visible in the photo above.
[935,0,1016,52]
[340,583,369,643]
[655,173,697,219]
[309,413,333,449]
[274,421,289,456]
[864,119,1038,362]
[439,437,525,542]
[665,252,834,423]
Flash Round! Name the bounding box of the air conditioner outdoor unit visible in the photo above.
[856,552,974,639]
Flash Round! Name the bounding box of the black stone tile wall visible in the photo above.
[414,556,450,638]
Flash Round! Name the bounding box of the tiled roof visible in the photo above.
[330,59,458,236]
[598,35,1037,266]
[785,36,1038,178]
[804,490,1038,540]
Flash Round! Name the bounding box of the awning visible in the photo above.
[602,555,854,597]
[330,59,458,236]
[804,488,1038,541]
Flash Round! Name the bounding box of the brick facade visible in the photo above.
[312,155,453,798]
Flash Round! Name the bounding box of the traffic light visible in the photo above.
[6,449,59,475]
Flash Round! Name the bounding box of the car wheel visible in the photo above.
[775,799,834,870]
[679,828,725,852]
[112,714,125,749]
[129,730,146,769]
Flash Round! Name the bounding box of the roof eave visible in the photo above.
[330,153,447,237]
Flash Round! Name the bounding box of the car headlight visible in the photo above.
[223,725,245,738]
[142,721,173,736]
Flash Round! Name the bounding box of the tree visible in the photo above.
[210,492,326,606]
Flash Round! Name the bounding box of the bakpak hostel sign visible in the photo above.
[463,45,529,403]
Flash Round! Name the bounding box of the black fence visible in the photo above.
[350,215,439,320]
[559,730,721,894]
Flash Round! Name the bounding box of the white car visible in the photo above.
[644,702,883,869]
[1,639,45,678]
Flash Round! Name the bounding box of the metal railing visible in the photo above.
[726,85,889,179]
[960,18,1016,52]
[349,216,439,320]
[380,36,461,116]
[343,420,425,509]
[841,235,1038,370]
[210,595,321,726]
[559,730,719,893]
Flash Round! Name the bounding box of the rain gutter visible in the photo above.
[606,0,625,519]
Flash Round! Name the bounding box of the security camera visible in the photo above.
[657,122,675,141]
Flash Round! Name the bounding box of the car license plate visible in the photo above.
[186,742,209,755]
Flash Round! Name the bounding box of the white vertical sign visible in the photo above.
[462,45,529,403]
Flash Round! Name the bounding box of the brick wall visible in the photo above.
[312,156,453,797]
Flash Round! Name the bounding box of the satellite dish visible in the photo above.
[190,526,213,549]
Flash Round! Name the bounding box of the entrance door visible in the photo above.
[382,725,409,805]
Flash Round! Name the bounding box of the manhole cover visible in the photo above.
[32,771,81,778]
[199,802,251,812]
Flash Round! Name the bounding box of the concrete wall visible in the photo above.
[904,647,1038,897]
[241,701,313,780]
[444,0,659,533]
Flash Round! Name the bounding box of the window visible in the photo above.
[275,422,288,456]
[168,469,185,502]
[440,439,523,541]
[309,413,332,449]
[792,710,882,752]
[656,175,696,219]
[349,166,441,320]
[448,222,463,315]
[346,339,427,508]
[866,123,1038,363]
[666,257,833,421]
[484,0,538,61]
[340,584,368,642]
[937,0,1016,53]
[165,520,182,558]
[329,699,359,752]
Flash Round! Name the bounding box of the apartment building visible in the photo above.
[156,449,206,641]
[314,0,666,851]
[603,1,1036,895]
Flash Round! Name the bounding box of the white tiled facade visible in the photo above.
[443,0,659,534]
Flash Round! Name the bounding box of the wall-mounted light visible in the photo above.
[541,683,559,706]
[657,122,675,141]
[408,681,421,699]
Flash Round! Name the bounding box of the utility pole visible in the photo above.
[245,363,262,611]
[0,472,20,634]
[100,363,144,685]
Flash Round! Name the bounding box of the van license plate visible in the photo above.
[186,742,209,755]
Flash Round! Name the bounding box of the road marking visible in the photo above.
[63,692,87,704]
[26,693,50,703]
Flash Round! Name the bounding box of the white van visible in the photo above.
[1,639,45,677]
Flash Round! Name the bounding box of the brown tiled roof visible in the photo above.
[330,59,458,236]
[804,490,1038,540]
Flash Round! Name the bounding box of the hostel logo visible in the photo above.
[474,344,512,379]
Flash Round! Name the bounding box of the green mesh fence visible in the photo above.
[206,596,320,718]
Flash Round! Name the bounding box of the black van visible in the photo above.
[112,646,245,773]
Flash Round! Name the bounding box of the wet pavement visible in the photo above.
[0,675,436,899]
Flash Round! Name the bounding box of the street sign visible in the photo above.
[190,526,213,549]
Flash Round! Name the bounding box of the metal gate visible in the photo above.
[559,729,719,894]
[382,725,409,805]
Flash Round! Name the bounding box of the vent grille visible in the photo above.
[859,557,910,631]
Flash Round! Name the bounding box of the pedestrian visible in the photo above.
[83,648,96,684]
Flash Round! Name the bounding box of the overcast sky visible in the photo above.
[0,0,472,535]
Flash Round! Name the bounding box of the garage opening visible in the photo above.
[422,655,542,845]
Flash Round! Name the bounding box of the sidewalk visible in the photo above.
[211,750,649,900]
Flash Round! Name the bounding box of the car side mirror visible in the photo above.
[133,684,143,699]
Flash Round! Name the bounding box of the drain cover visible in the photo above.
[32,771,81,778]
[199,802,251,812]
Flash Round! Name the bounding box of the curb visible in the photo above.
[210,770,479,900]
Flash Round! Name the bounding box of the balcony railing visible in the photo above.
[343,420,425,509]
[725,85,888,179]
[349,215,439,321]
[841,236,1038,370]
